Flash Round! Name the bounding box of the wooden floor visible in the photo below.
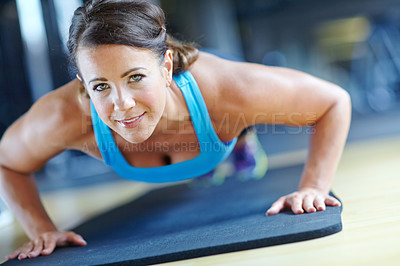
[1,136,399,265]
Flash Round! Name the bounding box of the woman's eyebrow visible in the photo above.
[89,77,107,84]
[88,67,146,84]
[121,67,146,78]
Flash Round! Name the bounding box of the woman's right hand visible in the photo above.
[6,231,87,260]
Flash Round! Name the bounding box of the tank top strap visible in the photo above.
[173,71,229,149]
[90,100,114,165]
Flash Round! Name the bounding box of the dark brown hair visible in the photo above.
[67,0,198,76]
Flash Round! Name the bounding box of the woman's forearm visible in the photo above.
[298,90,352,194]
[0,165,57,239]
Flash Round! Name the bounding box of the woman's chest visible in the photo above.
[117,133,201,168]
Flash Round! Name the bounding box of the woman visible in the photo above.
[0,0,351,260]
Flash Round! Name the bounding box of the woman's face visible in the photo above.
[76,44,172,143]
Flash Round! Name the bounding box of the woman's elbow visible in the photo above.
[331,86,352,123]
[336,87,352,112]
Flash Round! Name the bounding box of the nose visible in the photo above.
[112,87,136,111]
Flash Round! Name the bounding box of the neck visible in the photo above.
[152,82,191,138]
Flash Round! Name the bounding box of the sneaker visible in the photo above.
[233,131,268,181]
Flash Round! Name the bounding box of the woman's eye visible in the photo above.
[129,74,144,82]
[93,83,109,92]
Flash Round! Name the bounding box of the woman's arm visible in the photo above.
[195,54,351,215]
[265,80,351,214]
[0,80,88,260]
[0,167,86,260]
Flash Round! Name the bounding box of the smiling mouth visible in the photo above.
[116,112,145,128]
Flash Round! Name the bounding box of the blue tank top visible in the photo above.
[90,71,237,183]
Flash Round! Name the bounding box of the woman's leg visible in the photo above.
[189,127,268,188]
[232,127,268,180]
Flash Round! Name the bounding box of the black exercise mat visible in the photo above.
[4,164,343,265]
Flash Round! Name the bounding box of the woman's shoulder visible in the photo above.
[189,51,234,100]
[188,52,248,139]
[20,79,93,150]
[0,79,94,173]
[189,51,249,102]
[189,51,230,82]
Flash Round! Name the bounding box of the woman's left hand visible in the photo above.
[266,188,341,216]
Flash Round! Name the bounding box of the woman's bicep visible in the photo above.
[226,63,347,127]
[0,97,69,174]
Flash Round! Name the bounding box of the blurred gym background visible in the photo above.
[1,0,400,194]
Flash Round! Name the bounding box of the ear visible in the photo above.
[163,49,173,87]
[76,73,82,82]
